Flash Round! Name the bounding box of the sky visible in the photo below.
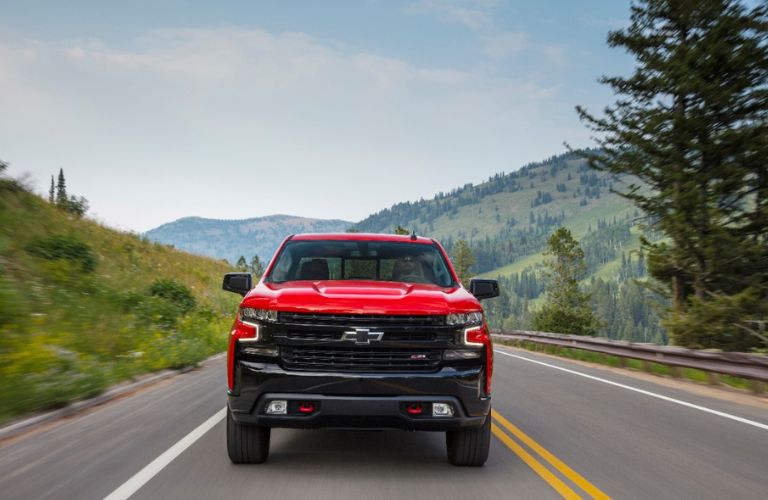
[0,0,634,232]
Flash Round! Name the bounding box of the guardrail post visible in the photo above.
[670,366,682,379]
[642,361,652,373]
[707,372,720,386]
[749,380,764,394]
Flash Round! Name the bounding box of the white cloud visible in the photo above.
[404,0,497,30]
[481,32,529,61]
[542,44,568,67]
[0,27,585,231]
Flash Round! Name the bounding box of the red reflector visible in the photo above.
[406,403,423,415]
[298,402,316,414]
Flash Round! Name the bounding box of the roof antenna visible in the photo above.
[410,229,417,241]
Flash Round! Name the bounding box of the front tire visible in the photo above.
[227,406,270,464]
[446,413,491,466]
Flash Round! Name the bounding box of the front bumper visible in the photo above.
[228,360,490,431]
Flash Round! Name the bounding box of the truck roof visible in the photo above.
[290,233,436,245]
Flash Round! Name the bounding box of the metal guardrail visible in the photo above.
[492,330,768,391]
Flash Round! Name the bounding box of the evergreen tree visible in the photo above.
[235,255,248,271]
[49,175,55,203]
[65,195,89,218]
[451,239,475,288]
[249,255,264,277]
[0,158,7,174]
[55,168,67,206]
[576,0,767,350]
[532,228,599,335]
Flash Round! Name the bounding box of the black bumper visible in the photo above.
[228,360,490,431]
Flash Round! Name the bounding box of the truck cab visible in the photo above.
[222,233,499,466]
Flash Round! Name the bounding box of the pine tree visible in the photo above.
[55,168,67,206]
[235,255,248,271]
[451,240,475,288]
[249,255,264,277]
[532,228,599,335]
[49,175,55,203]
[576,0,767,349]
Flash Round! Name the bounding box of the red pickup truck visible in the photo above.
[222,233,499,466]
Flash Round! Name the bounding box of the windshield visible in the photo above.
[267,240,455,287]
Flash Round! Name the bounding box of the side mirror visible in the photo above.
[469,278,499,300]
[223,272,253,296]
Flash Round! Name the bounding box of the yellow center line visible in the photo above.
[492,410,611,500]
[491,423,581,499]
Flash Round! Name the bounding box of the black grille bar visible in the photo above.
[280,346,441,372]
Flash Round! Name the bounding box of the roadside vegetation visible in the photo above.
[0,167,239,423]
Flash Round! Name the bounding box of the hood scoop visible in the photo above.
[312,282,415,296]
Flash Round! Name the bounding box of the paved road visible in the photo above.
[1,347,767,500]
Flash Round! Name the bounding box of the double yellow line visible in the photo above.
[491,410,610,499]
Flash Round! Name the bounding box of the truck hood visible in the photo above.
[241,280,481,315]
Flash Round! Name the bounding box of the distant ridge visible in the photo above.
[145,214,352,264]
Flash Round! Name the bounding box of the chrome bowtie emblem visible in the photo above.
[342,328,384,345]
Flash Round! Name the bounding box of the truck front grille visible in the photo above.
[280,345,441,372]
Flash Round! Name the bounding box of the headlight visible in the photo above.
[239,308,278,324]
[446,311,484,326]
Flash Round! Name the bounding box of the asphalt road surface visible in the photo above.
[2,346,767,500]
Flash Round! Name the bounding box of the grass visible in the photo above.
[500,339,761,394]
[0,180,240,424]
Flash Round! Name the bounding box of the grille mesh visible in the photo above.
[280,345,441,372]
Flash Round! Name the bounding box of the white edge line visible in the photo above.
[495,349,768,432]
[103,407,226,500]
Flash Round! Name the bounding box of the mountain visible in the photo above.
[0,177,238,422]
[145,215,352,264]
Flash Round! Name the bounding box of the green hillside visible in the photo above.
[355,150,638,275]
[0,178,240,423]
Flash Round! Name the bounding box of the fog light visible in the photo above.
[432,403,454,417]
[266,400,288,415]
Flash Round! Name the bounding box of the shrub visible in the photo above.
[149,279,196,313]
[26,235,96,272]
[664,288,768,351]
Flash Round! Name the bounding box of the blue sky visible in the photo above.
[0,0,633,231]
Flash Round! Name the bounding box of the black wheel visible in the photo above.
[446,413,491,466]
[227,406,270,464]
